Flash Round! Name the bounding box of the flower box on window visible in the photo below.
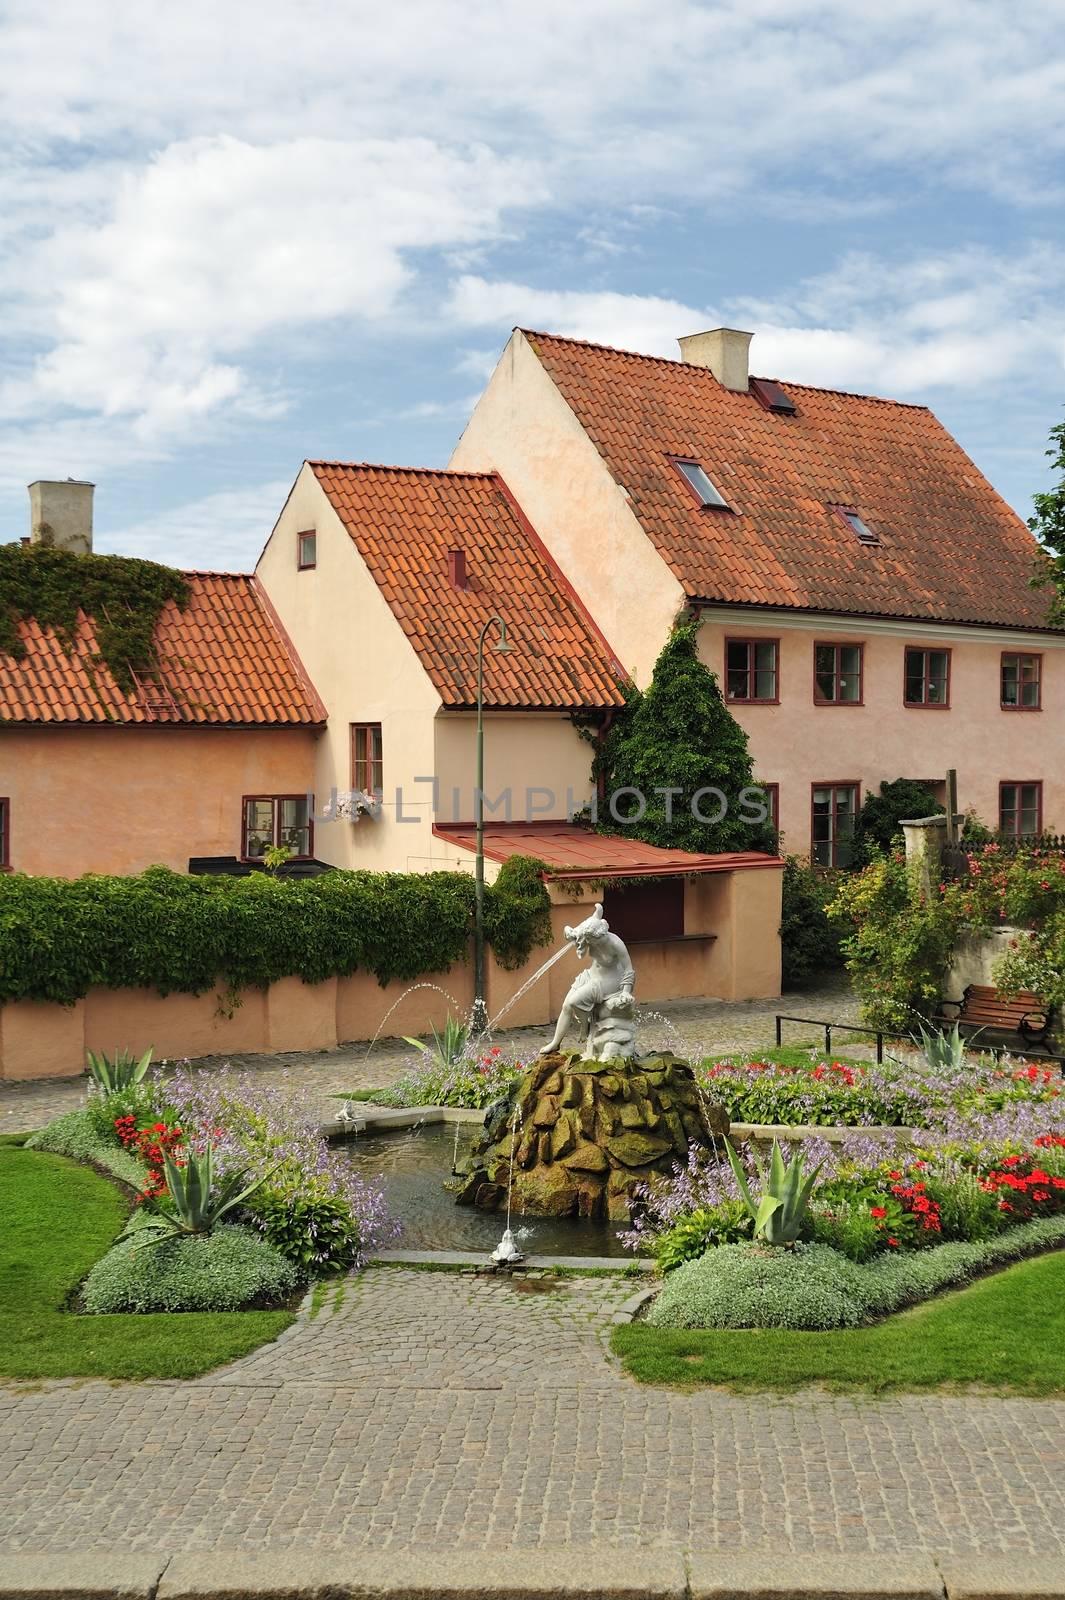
[323,789,381,822]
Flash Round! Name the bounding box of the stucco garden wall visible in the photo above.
[0,862,782,1079]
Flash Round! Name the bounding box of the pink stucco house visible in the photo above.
[450,326,1061,863]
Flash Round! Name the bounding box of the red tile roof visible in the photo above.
[310,463,626,709]
[0,572,326,726]
[434,821,783,880]
[524,330,1057,633]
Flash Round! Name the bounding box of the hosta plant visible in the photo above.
[724,1138,824,1246]
[86,1046,155,1095]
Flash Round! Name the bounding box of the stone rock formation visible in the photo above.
[453,1051,729,1222]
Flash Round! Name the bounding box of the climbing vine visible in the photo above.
[0,544,190,693]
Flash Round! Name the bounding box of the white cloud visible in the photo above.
[96,479,292,571]
[449,244,1065,398]
[2,135,538,440]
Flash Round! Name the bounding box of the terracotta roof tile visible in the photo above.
[310,463,626,708]
[524,330,1058,633]
[434,822,783,879]
[0,572,326,726]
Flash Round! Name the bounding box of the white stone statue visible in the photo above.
[538,903,637,1062]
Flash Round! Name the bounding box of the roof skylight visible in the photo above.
[833,505,880,545]
[672,457,729,509]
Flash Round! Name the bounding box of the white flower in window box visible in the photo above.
[325,789,381,821]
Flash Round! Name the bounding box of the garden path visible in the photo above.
[0,977,866,1133]
[1,1264,1064,1559]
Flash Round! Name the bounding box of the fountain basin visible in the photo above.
[334,1122,632,1257]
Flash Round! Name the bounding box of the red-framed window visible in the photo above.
[811,782,860,869]
[725,637,779,703]
[756,782,779,832]
[242,795,313,860]
[1001,653,1042,711]
[0,798,9,869]
[351,723,383,793]
[904,647,951,708]
[814,642,863,704]
[999,782,1043,839]
[297,530,317,570]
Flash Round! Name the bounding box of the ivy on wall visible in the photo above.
[0,857,553,1007]
[0,545,190,693]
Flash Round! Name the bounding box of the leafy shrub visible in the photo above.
[780,857,844,986]
[82,1223,297,1313]
[829,854,960,1031]
[698,1055,928,1128]
[852,779,943,865]
[810,1198,883,1263]
[648,1243,870,1330]
[0,861,551,1007]
[84,1082,160,1145]
[646,1216,1065,1330]
[371,1046,520,1109]
[26,1110,146,1191]
[483,856,553,970]
[655,1200,752,1271]
[253,1188,365,1274]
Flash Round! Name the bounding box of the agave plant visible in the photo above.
[724,1137,824,1246]
[912,1021,970,1074]
[402,1015,470,1071]
[134,1143,277,1241]
[86,1046,155,1095]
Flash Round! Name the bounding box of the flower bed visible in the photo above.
[697,1050,1061,1129]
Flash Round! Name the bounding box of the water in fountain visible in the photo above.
[362,982,467,1059]
[634,1005,686,1057]
[484,943,572,1033]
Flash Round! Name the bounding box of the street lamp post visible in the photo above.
[473,614,510,1035]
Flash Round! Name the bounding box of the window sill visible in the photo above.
[623,933,718,946]
[904,702,951,710]
[1000,705,1042,713]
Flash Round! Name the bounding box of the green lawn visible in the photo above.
[0,1145,294,1381]
[614,1249,1065,1394]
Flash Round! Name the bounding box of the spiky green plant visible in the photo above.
[912,1021,970,1074]
[724,1138,824,1246]
[86,1046,154,1095]
[402,1015,469,1071]
[133,1143,277,1242]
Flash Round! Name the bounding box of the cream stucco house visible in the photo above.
[450,326,1064,863]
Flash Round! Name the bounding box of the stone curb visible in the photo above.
[3,1550,1063,1600]
[611,1284,658,1322]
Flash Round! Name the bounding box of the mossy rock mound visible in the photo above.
[454,1052,728,1222]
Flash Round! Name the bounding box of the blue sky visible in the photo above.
[2,0,1063,570]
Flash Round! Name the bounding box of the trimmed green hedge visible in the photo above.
[0,856,552,1006]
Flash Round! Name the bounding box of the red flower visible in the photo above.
[869,1205,887,1219]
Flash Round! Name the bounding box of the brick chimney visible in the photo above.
[677,328,753,392]
[28,479,94,554]
[448,547,468,589]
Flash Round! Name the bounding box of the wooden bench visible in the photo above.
[935,984,1055,1053]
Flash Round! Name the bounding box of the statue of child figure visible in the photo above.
[538,903,638,1062]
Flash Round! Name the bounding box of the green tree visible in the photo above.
[593,618,775,854]
[1029,415,1065,623]
[853,778,943,865]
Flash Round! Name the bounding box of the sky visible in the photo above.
[2,0,1064,571]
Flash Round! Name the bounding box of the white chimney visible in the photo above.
[28,479,94,554]
[677,328,752,392]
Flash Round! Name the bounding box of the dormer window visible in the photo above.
[671,457,729,509]
[832,505,879,545]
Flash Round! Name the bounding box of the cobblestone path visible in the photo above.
[2,1266,1065,1559]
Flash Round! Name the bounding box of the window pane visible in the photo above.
[677,460,727,507]
[298,531,316,567]
[928,651,949,703]
[352,726,367,789]
[369,725,383,790]
[278,796,310,855]
[753,642,776,699]
[1020,785,1040,835]
[815,667,836,701]
[244,799,273,857]
[904,651,924,702]
[726,642,749,699]
[839,646,861,701]
[1001,656,1019,706]
[1021,657,1040,707]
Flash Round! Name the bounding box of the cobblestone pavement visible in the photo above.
[0,977,866,1134]
[2,1266,1065,1559]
